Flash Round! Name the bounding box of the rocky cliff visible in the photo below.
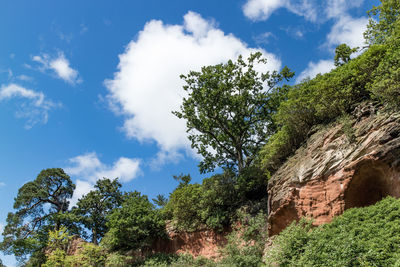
[267,103,400,236]
[152,226,229,259]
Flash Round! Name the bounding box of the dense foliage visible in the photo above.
[174,52,293,174]
[0,168,75,262]
[164,168,267,232]
[103,191,165,252]
[72,178,123,245]
[265,197,400,266]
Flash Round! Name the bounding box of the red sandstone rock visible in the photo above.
[152,226,229,259]
[268,103,400,236]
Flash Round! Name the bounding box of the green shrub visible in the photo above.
[220,211,268,267]
[368,25,400,109]
[104,191,165,251]
[265,197,400,266]
[105,252,133,267]
[261,43,387,173]
[134,253,213,267]
[164,183,204,231]
[71,243,107,267]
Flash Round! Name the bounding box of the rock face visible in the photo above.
[152,227,229,259]
[268,103,400,236]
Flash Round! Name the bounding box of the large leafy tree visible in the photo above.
[174,52,293,174]
[73,178,123,245]
[0,168,75,261]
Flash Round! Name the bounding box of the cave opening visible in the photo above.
[344,162,390,210]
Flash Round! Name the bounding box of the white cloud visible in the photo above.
[325,15,368,49]
[0,182,5,187]
[326,0,364,19]
[17,75,33,82]
[243,0,285,21]
[66,152,141,206]
[66,152,141,183]
[105,11,281,163]
[254,32,276,44]
[242,0,363,22]
[32,52,81,85]
[296,59,335,82]
[0,83,58,128]
[69,180,94,207]
[243,0,318,22]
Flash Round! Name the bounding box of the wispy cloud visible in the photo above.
[0,83,59,128]
[32,52,81,85]
[243,0,318,22]
[296,59,335,82]
[65,152,142,206]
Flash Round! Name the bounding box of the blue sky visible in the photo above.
[0,0,379,265]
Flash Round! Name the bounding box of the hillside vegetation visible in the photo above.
[1,1,400,266]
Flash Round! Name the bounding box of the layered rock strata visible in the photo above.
[268,104,400,236]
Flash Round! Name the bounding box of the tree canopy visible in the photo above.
[365,0,400,44]
[73,178,123,245]
[174,52,293,174]
[0,168,75,261]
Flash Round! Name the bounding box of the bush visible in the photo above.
[133,253,213,267]
[265,197,400,266]
[368,27,400,109]
[104,191,165,251]
[105,252,133,267]
[164,168,267,232]
[164,183,204,231]
[220,211,268,267]
[71,243,107,267]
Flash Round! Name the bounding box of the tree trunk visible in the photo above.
[92,228,98,245]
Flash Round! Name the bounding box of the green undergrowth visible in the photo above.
[265,197,400,267]
[261,22,400,174]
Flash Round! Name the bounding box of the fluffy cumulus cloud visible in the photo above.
[65,152,141,206]
[105,11,281,162]
[32,52,81,85]
[0,83,58,128]
[296,59,335,82]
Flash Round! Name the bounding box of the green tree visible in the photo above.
[173,173,192,188]
[152,194,168,208]
[334,44,358,66]
[103,191,165,251]
[174,52,293,174]
[73,178,123,245]
[0,168,75,262]
[364,0,400,44]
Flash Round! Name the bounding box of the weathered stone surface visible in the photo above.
[268,103,400,236]
[152,227,229,259]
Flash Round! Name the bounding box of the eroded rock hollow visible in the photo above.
[267,104,400,236]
